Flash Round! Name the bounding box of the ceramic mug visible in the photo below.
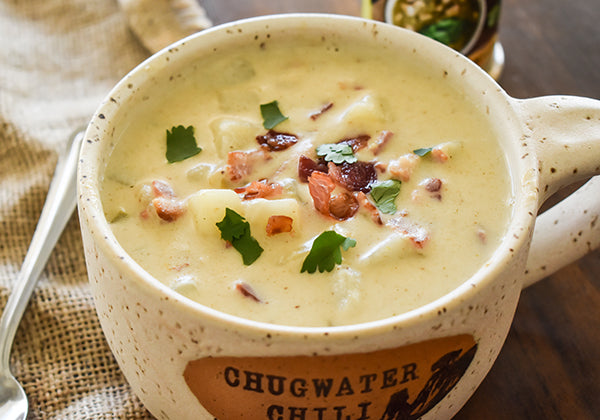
[77,14,600,420]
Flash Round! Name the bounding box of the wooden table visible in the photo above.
[202,1,599,418]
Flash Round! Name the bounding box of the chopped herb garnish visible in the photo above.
[260,100,289,129]
[413,147,433,157]
[316,143,358,164]
[301,231,356,273]
[108,208,128,223]
[370,179,402,214]
[166,125,202,163]
[487,4,500,27]
[216,208,263,265]
[418,18,466,47]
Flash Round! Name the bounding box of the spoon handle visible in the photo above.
[0,130,84,368]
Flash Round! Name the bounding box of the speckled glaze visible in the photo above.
[77,14,600,420]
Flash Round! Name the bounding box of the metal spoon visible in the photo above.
[0,129,84,420]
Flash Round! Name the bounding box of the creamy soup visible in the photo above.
[100,34,513,327]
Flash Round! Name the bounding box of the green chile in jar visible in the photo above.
[389,0,482,52]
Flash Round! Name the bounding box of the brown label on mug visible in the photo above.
[184,334,477,420]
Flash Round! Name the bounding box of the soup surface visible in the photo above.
[101,33,513,327]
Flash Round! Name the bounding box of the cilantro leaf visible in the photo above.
[370,179,402,214]
[216,208,263,265]
[166,125,202,163]
[216,208,248,241]
[413,147,433,157]
[316,143,358,164]
[230,232,263,266]
[260,100,289,129]
[301,231,357,273]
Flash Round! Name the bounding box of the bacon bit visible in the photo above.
[140,208,150,219]
[338,81,364,90]
[226,149,270,182]
[151,180,175,198]
[329,192,359,220]
[477,228,487,244]
[388,153,420,182]
[227,151,251,182]
[327,161,341,180]
[152,196,186,222]
[256,130,298,151]
[309,102,334,120]
[409,235,429,249]
[169,263,190,271]
[374,161,387,173]
[370,131,394,155]
[308,171,336,216]
[147,180,185,221]
[337,134,371,153]
[234,281,262,303]
[327,161,377,193]
[307,171,359,221]
[431,146,449,163]
[424,177,442,192]
[234,179,283,200]
[411,178,443,202]
[266,215,294,236]
[424,177,443,201]
[356,191,383,225]
[298,155,328,182]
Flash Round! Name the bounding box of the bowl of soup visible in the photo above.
[77,13,600,419]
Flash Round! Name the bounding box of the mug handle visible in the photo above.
[515,96,600,288]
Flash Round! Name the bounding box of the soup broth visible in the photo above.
[100,33,513,327]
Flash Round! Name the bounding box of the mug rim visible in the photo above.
[78,13,537,337]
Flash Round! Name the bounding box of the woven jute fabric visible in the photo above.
[0,0,156,418]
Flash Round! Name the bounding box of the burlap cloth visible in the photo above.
[0,0,169,418]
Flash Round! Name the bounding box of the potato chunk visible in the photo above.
[170,275,202,302]
[210,118,260,158]
[338,94,386,132]
[187,189,243,236]
[357,231,419,266]
[432,141,462,162]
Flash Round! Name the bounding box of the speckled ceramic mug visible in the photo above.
[77,14,600,420]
